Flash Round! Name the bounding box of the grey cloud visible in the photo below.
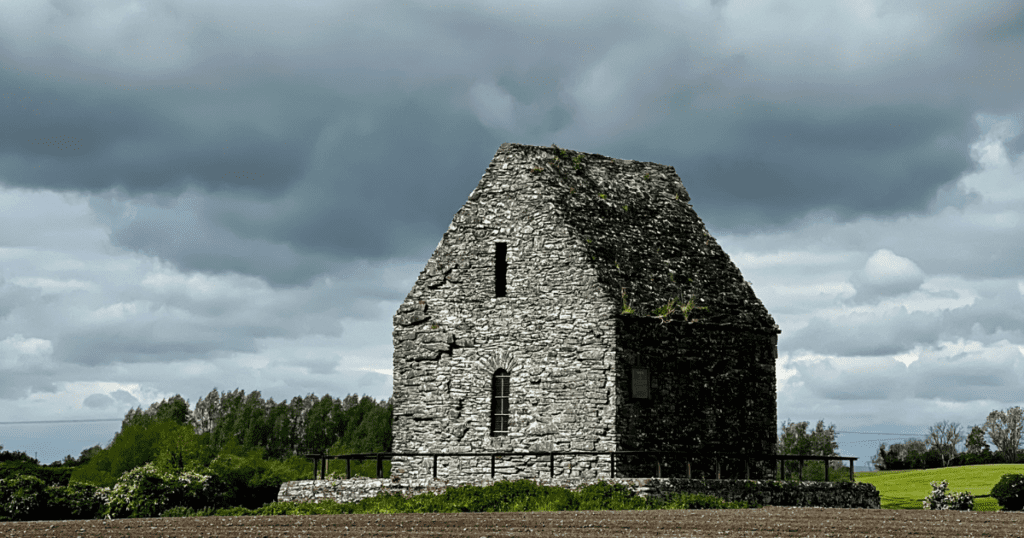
[83,393,114,409]
[850,250,926,303]
[1,0,1017,287]
[910,344,1023,403]
[0,278,39,320]
[790,357,909,401]
[940,281,1024,343]
[291,357,341,375]
[787,306,940,356]
[110,389,140,406]
[358,371,390,388]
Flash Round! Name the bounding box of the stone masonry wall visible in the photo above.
[392,143,781,482]
[391,145,621,481]
[614,318,778,478]
[278,477,880,509]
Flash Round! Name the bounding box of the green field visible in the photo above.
[854,464,1024,511]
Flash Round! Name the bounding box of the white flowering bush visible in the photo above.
[0,475,48,521]
[923,480,973,511]
[103,462,214,518]
[0,475,109,521]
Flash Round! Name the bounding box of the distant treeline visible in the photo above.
[184,388,392,459]
[0,389,392,490]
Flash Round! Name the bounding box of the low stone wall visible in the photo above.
[278,476,880,509]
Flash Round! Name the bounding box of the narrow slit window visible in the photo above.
[631,367,650,399]
[495,242,507,297]
[491,368,510,435]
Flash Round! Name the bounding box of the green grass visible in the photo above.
[855,464,1024,511]
[159,480,755,517]
[156,464,1024,518]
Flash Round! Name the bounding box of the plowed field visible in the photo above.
[2,507,1022,537]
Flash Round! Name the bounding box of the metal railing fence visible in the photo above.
[302,450,857,482]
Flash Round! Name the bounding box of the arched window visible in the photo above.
[490,369,510,436]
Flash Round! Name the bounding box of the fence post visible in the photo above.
[716,457,720,480]
[433,455,438,479]
[825,457,830,482]
[550,452,555,478]
[376,454,383,478]
[745,458,750,480]
[491,454,496,479]
[686,460,691,479]
[346,458,351,479]
[849,458,854,482]
[610,452,615,478]
[798,457,804,481]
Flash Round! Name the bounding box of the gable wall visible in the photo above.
[391,148,621,481]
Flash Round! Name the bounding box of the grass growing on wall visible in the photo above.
[855,463,1024,510]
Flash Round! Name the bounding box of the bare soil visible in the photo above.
[2,507,1022,537]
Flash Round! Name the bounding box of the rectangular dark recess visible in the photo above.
[495,242,507,297]
[631,367,650,399]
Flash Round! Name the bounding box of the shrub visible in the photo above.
[213,506,255,516]
[990,474,1024,511]
[0,475,49,521]
[922,480,973,511]
[103,462,215,518]
[47,481,106,520]
[663,492,753,509]
[160,505,217,518]
[574,481,651,511]
[205,449,304,509]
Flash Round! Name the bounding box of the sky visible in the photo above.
[1,0,1022,471]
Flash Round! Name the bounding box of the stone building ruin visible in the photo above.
[390,143,780,481]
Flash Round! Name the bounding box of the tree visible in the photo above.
[778,420,839,456]
[191,388,221,436]
[965,425,990,455]
[871,443,895,471]
[926,421,965,467]
[122,395,192,431]
[984,407,1024,463]
[154,423,210,474]
[777,419,842,480]
[901,438,930,469]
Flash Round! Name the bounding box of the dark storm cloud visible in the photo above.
[1,0,1019,288]
[677,102,977,232]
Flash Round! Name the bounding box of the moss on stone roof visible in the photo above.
[498,142,778,333]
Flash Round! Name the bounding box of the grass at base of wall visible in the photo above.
[855,463,1024,511]
[159,479,755,517]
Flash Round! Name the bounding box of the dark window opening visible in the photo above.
[495,242,507,297]
[631,367,650,399]
[491,368,510,435]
